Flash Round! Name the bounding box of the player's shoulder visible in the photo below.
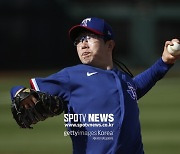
[115,68,136,85]
[115,68,133,80]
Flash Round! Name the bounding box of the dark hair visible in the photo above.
[112,47,134,78]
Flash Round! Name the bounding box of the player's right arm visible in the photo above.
[133,39,180,99]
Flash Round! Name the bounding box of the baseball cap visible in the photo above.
[69,17,114,42]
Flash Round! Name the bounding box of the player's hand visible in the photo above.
[11,88,64,128]
[15,88,37,109]
[20,95,37,109]
[162,38,180,64]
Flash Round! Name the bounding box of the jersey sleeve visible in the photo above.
[133,58,173,99]
[30,68,70,101]
[10,85,25,100]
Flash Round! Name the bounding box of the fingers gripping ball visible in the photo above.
[167,41,180,56]
[11,88,64,129]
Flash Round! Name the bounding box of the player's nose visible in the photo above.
[81,43,89,49]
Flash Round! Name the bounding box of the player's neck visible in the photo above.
[92,61,113,70]
[103,57,114,70]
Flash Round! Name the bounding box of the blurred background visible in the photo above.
[0,0,180,154]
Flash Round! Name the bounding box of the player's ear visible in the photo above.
[107,40,115,51]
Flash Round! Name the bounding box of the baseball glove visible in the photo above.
[11,88,64,129]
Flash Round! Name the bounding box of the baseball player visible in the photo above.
[10,17,180,154]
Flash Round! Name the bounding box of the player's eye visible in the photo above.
[74,35,91,46]
[74,33,103,46]
[74,37,82,46]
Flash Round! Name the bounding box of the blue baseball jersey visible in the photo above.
[11,58,172,154]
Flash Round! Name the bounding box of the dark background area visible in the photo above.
[0,0,180,70]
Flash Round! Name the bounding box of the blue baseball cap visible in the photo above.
[69,17,114,41]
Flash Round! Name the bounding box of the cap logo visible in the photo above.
[108,31,112,36]
[81,18,91,26]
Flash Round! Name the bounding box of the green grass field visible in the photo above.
[0,70,180,154]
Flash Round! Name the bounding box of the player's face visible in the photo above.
[75,32,113,68]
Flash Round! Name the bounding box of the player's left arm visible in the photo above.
[10,69,70,128]
[11,87,65,129]
[133,38,180,100]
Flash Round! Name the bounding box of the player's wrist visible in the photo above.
[15,88,24,97]
[161,55,176,64]
[10,86,25,100]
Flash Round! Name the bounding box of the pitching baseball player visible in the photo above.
[10,17,180,154]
